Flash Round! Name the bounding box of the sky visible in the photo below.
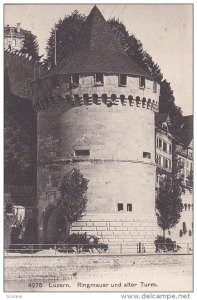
[4,4,193,116]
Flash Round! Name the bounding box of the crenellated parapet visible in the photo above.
[32,74,160,113]
[33,92,159,113]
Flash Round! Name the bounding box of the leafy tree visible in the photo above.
[107,18,163,81]
[41,203,70,244]
[4,212,18,248]
[22,209,38,244]
[59,168,89,224]
[4,74,37,188]
[159,80,183,131]
[20,31,39,61]
[46,10,86,67]
[186,169,193,189]
[156,152,183,237]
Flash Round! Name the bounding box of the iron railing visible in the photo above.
[4,242,193,256]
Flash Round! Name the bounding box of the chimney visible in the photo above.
[17,22,20,33]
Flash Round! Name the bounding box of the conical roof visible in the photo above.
[54,6,151,77]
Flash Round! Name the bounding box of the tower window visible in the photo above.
[143,152,151,159]
[139,77,146,89]
[71,74,79,85]
[117,203,123,211]
[127,203,132,211]
[74,149,90,156]
[119,74,127,86]
[94,73,104,85]
[153,80,157,93]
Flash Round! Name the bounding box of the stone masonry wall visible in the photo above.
[37,74,158,244]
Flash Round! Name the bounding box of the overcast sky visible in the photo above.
[4,4,193,116]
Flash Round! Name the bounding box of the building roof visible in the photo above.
[179,115,193,147]
[155,113,171,127]
[53,6,151,77]
[4,25,26,38]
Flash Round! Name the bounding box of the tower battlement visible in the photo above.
[33,73,159,113]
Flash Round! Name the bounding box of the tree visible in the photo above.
[159,80,183,131]
[46,10,86,67]
[4,213,18,248]
[59,168,89,224]
[4,72,37,188]
[155,153,183,238]
[41,203,70,244]
[20,31,39,61]
[107,18,163,82]
[186,169,193,190]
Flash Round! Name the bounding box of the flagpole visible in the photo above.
[54,23,57,65]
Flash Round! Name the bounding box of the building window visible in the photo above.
[117,203,123,211]
[158,138,162,148]
[169,144,172,154]
[156,137,159,148]
[74,149,90,156]
[163,142,167,152]
[127,203,132,211]
[5,204,12,213]
[94,73,104,85]
[143,152,151,159]
[156,154,161,166]
[119,74,127,86]
[139,76,146,89]
[71,74,79,85]
[168,159,172,169]
[153,80,157,93]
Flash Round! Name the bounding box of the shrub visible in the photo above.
[154,235,178,252]
[58,232,108,253]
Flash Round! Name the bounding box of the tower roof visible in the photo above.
[53,6,151,77]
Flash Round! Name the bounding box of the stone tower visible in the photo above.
[33,6,160,248]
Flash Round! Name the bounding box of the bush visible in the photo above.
[58,232,108,253]
[154,235,179,252]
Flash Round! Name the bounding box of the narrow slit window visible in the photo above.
[119,74,127,86]
[95,73,104,84]
[117,203,123,211]
[139,76,146,89]
[143,152,151,159]
[74,149,90,156]
[127,203,132,212]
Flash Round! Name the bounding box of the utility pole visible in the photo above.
[54,23,57,65]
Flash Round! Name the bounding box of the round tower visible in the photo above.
[33,6,160,247]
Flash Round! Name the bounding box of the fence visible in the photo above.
[4,242,193,256]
